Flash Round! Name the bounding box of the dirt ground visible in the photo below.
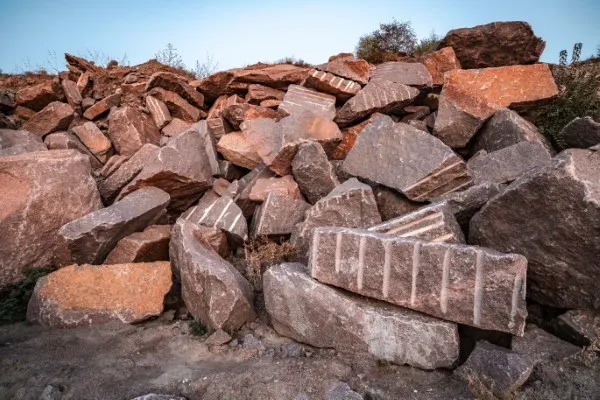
[1,313,600,400]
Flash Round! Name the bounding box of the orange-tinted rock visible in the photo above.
[434,64,558,148]
[71,121,113,163]
[43,131,103,169]
[22,102,74,137]
[260,99,281,108]
[322,58,370,85]
[162,118,192,137]
[16,82,61,111]
[148,87,201,123]
[424,47,462,85]
[27,261,172,327]
[83,92,121,120]
[207,94,244,119]
[192,71,236,103]
[145,95,171,130]
[304,69,361,103]
[193,225,229,258]
[13,105,37,121]
[245,84,285,105]
[231,63,310,90]
[249,175,302,202]
[279,85,336,120]
[145,71,205,109]
[332,114,377,160]
[107,106,161,156]
[222,103,280,130]
[61,79,83,108]
[104,225,171,264]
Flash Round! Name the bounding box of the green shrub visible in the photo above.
[356,19,416,64]
[188,318,208,336]
[412,31,441,56]
[0,268,49,325]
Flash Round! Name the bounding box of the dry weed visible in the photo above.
[244,237,296,291]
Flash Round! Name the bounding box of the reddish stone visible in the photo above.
[13,105,37,121]
[304,69,361,103]
[248,175,302,202]
[245,84,285,105]
[193,225,229,258]
[71,121,113,163]
[107,106,161,156]
[206,94,244,119]
[162,118,192,137]
[260,99,280,108]
[370,62,433,88]
[322,58,370,85]
[83,92,121,120]
[147,87,201,123]
[104,225,172,264]
[222,103,279,130]
[424,47,462,85]
[145,95,171,130]
[22,102,74,137]
[332,114,377,160]
[279,85,336,120]
[61,79,83,108]
[145,71,205,108]
[16,82,61,111]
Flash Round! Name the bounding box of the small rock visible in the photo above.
[146,95,172,130]
[327,381,362,400]
[250,192,311,238]
[292,142,339,204]
[83,92,121,120]
[222,103,280,130]
[246,84,285,104]
[22,102,74,137]
[373,185,422,221]
[204,329,232,346]
[241,333,265,350]
[39,384,62,400]
[71,121,113,163]
[182,196,248,244]
[512,324,580,364]
[146,71,205,108]
[16,82,61,111]
[148,87,202,123]
[104,225,172,264]
[162,118,192,137]
[555,309,600,346]
[107,105,160,156]
[304,69,361,103]
[561,116,600,149]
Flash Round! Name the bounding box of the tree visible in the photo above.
[356,19,416,63]
[412,31,441,56]
[155,43,185,69]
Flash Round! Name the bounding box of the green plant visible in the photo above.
[274,56,312,68]
[0,268,49,325]
[356,19,416,64]
[412,31,441,56]
[537,43,600,147]
[188,318,208,336]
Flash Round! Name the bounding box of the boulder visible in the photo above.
[423,47,461,86]
[148,87,202,123]
[334,81,419,127]
[145,71,205,108]
[222,103,279,130]
[245,84,285,104]
[321,58,370,85]
[342,115,472,201]
[0,129,47,156]
[555,310,600,347]
[434,64,558,148]
[434,182,505,228]
[370,62,433,88]
[304,69,361,103]
[279,85,336,120]
[162,118,192,137]
[27,261,171,327]
[512,324,580,364]
[332,114,376,160]
[291,178,381,257]
[16,82,61,111]
[43,131,103,169]
[470,149,600,309]
[250,192,311,238]
[194,225,230,258]
[71,121,113,163]
[291,141,339,204]
[58,187,170,265]
[373,185,422,221]
[264,263,459,369]
[0,150,103,290]
[0,90,15,112]
[561,116,600,149]
[229,63,310,90]
[217,119,276,170]
[182,196,248,243]
[60,79,82,109]
[83,92,121,120]
[104,225,171,264]
[107,106,160,156]
[22,102,74,137]
[145,95,171,130]
[248,175,302,202]
[170,219,255,330]
[438,21,545,69]
[310,227,528,335]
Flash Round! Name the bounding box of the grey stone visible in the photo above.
[292,141,339,204]
[373,186,422,221]
[370,62,433,88]
[130,395,186,400]
[182,195,248,244]
[241,333,265,350]
[279,84,336,120]
[39,384,62,400]
[0,129,47,156]
[204,329,233,346]
[512,324,580,364]
[327,381,362,400]
[561,116,600,149]
[434,182,505,228]
[250,192,311,238]
[555,309,600,346]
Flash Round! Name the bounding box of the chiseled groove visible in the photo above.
[213,198,233,228]
[382,240,391,298]
[402,160,464,192]
[334,232,342,273]
[384,212,443,235]
[508,272,525,329]
[440,248,451,314]
[357,236,366,290]
[410,242,421,306]
[473,250,484,326]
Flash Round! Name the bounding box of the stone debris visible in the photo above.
[145,95,172,130]
[245,84,285,104]
[373,185,422,222]
[555,310,600,346]
[83,92,121,120]
[248,175,302,202]
[22,101,74,137]
[561,116,600,149]
[279,85,336,120]
[104,224,172,264]
[61,79,82,108]
[145,71,205,108]
[304,69,361,103]
[370,62,433,88]
[161,117,192,137]
[250,192,311,238]
[291,141,339,204]
[148,87,202,123]
[321,57,370,85]
[71,121,113,163]
[0,129,47,156]
[43,131,103,169]
[107,105,160,156]
[310,227,527,335]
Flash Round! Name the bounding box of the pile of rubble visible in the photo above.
[1,20,600,397]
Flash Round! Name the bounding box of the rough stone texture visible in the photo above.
[322,58,370,85]
[291,178,381,257]
[204,329,233,346]
[561,116,600,149]
[27,262,171,327]
[310,227,528,335]
[467,141,553,185]
[147,87,201,123]
[342,115,472,201]
[332,114,376,160]
[0,129,47,156]
[470,149,600,309]
[98,143,159,203]
[234,164,275,217]
[71,121,113,163]
[245,84,285,105]
[61,79,82,108]
[43,131,103,169]
[434,182,505,228]
[0,90,15,112]
[0,150,103,290]
[229,63,310,90]
[327,382,362,400]
[206,117,227,141]
[424,47,462,86]
[264,263,459,370]
[222,103,279,130]
[16,82,60,111]
[250,192,311,238]
[368,202,465,244]
[104,225,171,264]
[194,225,229,258]
[434,64,558,148]
[107,106,160,156]
[207,95,243,120]
[22,102,74,137]
[260,99,280,108]
[473,108,555,156]
[249,175,302,202]
[555,310,600,346]
[292,141,339,204]
[370,62,433,88]
[456,341,533,396]
[438,21,545,69]
[182,196,248,243]
[83,92,121,120]
[334,81,419,127]
[145,95,171,130]
[216,119,276,170]
[118,125,214,213]
[170,219,255,330]
[304,69,361,103]
[373,185,422,221]
[279,85,336,120]
[218,160,245,181]
[512,324,580,364]
[162,118,192,137]
[145,71,205,108]
[58,187,170,265]
[130,395,186,400]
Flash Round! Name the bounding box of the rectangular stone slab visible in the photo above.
[309,227,527,335]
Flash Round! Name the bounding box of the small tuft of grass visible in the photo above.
[244,238,296,291]
[188,318,208,336]
[465,371,499,400]
[0,268,50,325]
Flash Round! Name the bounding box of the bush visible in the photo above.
[0,268,49,325]
[244,238,296,291]
[356,19,416,64]
[188,318,208,336]
[538,43,600,147]
[274,57,312,68]
[412,31,441,56]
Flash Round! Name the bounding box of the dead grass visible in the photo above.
[244,237,296,291]
[465,371,499,400]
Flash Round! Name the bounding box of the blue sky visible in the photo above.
[0,0,598,73]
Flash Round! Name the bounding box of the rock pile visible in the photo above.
[1,19,599,392]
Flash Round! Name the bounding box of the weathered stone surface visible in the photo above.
[291,178,381,257]
[58,187,170,264]
[310,227,528,335]
[470,149,600,309]
[16,82,60,111]
[234,164,275,217]
[0,150,103,290]
[107,106,160,156]
[119,124,215,213]
[555,310,600,347]
[370,62,433,88]
[145,95,171,130]
[216,119,275,170]
[204,329,233,346]
[400,105,431,122]
[27,261,171,327]
[473,108,554,155]
[0,90,15,112]
[327,382,362,400]
[332,114,376,160]
[206,117,228,140]
[264,263,459,369]
[43,131,103,169]
[512,324,580,364]
[22,102,74,137]
[342,115,472,201]
[230,63,310,90]
[182,196,248,243]
[249,175,302,202]
[456,341,533,396]
[130,395,186,400]
[146,71,205,108]
[438,21,545,69]
[81,96,95,111]
[424,47,461,86]
[468,142,552,185]
[434,182,505,228]
[279,85,336,120]
[170,219,255,330]
[222,103,279,130]
[218,160,245,181]
[0,129,47,156]
[407,119,428,132]
[194,225,229,258]
[260,99,280,108]
[71,121,113,163]
[207,94,243,119]
[104,225,171,264]
[83,92,121,120]
[434,64,558,148]
[373,185,422,221]
[250,192,311,238]
[162,117,192,137]
[322,58,370,85]
[334,81,419,127]
[61,79,82,108]
[245,84,285,104]
[368,202,465,244]
[292,141,339,204]
[0,114,18,130]
[561,116,600,149]
[76,72,92,94]
[304,69,361,103]
[148,87,201,123]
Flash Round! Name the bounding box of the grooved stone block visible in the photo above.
[305,69,361,103]
[279,85,336,120]
[309,227,528,335]
[370,62,433,88]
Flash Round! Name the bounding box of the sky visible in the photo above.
[0,0,598,74]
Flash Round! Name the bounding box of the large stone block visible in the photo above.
[104,225,171,264]
[279,84,336,120]
[0,129,47,156]
[370,62,433,88]
[107,106,160,156]
[22,102,74,137]
[304,69,361,103]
